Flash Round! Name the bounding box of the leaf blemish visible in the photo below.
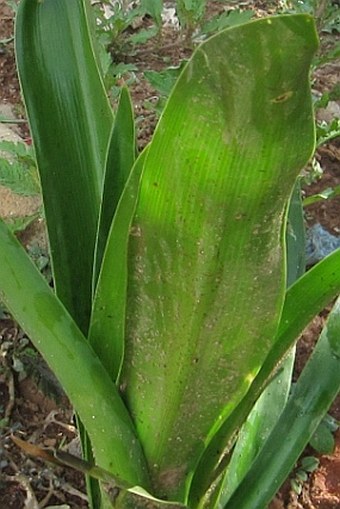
[271,91,293,103]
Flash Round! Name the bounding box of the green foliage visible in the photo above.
[321,2,340,33]
[144,63,186,114]
[314,41,340,66]
[175,1,254,39]
[0,141,40,196]
[93,2,144,49]
[5,213,39,234]
[303,184,340,206]
[176,0,207,31]
[291,456,319,495]
[93,0,162,58]
[141,0,163,28]
[26,243,52,283]
[284,0,340,29]
[1,4,340,509]
[201,9,254,35]
[144,66,185,96]
[91,1,164,98]
[310,413,339,453]
[303,87,340,205]
[314,85,340,150]
[316,118,340,146]
[282,0,340,68]
[0,140,41,233]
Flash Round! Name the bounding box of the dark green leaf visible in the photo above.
[16,0,113,333]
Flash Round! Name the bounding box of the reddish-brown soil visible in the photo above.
[0,2,339,509]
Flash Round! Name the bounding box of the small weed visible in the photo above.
[320,2,340,33]
[303,184,340,207]
[176,0,207,38]
[310,414,339,454]
[314,87,340,147]
[291,456,319,495]
[143,62,186,114]
[301,83,340,194]
[316,118,340,146]
[5,213,41,234]
[26,244,52,284]
[301,157,324,186]
[0,141,43,237]
[200,8,254,36]
[141,0,163,30]
[0,140,40,196]
[93,1,162,58]
[281,0,340,34]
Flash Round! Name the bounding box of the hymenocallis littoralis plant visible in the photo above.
[0,2,339,508]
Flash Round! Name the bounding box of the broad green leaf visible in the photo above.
[90,149,147,381]
[0,218,149,489]
[224,296,340,509]
[94,87,136,283]
[119,15,318,500]
[57,451,187,509]
[15,0,113,333]
[191,248,340,503]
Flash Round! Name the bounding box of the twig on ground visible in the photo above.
[4,367,15,421]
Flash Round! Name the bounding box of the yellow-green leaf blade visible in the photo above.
[120,14,318,500]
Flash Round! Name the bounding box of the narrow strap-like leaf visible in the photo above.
[90,149,147,380]
[94,87,136,285]
[15,0,113,332]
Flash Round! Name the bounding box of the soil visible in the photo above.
[0,2,339,509]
